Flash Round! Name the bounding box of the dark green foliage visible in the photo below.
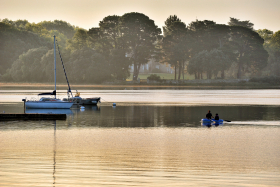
[257,29,274,43]
[147,74,161,81]
[98,15,122,50]
[228,17,254,30]
[108,49,130,80]
[230,26,268,78]
[257,30,280,76]
[120,12,162,80]
[87,15,132,81]
[162,15,190,80]
[163,15,182,36]
[6,47,49,82]
[188,49,233,79]
[0,16,273,83]
[1,18,29,30]
[67,47,111,83]
[180,18,267,79]
[0,19,121,84]
[188,20,218,51]
[67,28,89,50]
[40,20,76,39]
[249,76,280,84]
[0,21,51,75]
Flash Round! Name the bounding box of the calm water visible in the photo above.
[0,89,280,186]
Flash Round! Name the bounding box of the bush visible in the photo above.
[249,76,280,84]
[147,74,161,81]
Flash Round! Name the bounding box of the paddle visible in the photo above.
[224,120,231,122]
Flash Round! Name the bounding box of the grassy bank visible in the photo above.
[128,73,194,80]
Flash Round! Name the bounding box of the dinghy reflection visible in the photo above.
[25,109,73,115]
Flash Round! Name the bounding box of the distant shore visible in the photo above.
[1,81,279,90]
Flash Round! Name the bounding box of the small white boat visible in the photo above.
[24,36,73,109]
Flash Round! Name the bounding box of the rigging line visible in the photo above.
[101,98,109,102]
[55,40,73,98]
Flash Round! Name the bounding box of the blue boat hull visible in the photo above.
[201,118,223,125]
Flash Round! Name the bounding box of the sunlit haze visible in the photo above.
[1,0,279,32]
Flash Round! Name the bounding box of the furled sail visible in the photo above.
[38,90,56,96]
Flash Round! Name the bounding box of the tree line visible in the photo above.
[0,14,279,84]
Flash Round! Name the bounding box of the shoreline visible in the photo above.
[0,82,279,89]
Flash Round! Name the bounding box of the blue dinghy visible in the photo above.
[201,118,223,126]
[212,119,224,124]
[201,118,212,123]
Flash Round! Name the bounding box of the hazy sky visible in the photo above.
[1,0,279,32]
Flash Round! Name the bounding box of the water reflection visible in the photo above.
[53,121,56,187]
[67,105,280,128]
[2,126,279,186]
[1,106,280,186]
[25,109,73,114]
[1,105,280,130]
[201,122,223,127]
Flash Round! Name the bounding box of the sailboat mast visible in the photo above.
[54,35,56,99]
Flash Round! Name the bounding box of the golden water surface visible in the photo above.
[1,126,279,186]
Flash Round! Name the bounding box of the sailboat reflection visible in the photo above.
[25,109,73,115]
[70,105,100,114]
[53,120,56,186]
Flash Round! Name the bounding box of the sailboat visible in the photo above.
[24,36,73,109]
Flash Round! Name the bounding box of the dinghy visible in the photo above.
[201,118,224,126]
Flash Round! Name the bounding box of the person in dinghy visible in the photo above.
[214,113,219,120]
[213,113,224,125]
[206,110,213,119]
